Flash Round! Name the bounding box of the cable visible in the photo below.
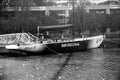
[43,43,62,54]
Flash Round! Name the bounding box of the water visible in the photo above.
[0,47,120,80]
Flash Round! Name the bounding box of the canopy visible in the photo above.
[38,24,72,31]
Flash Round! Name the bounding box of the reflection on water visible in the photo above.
[0,48,120,80]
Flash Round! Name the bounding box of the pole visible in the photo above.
[37,26,39,37]
[72,0,75,37]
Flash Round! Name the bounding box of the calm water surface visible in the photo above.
[0,48,120,80]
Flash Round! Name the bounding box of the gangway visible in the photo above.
[0,33,39,45]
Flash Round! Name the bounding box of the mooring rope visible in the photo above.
[43,44,62,54]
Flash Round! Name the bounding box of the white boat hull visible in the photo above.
[87,35,104,49]
[5,35,105,54]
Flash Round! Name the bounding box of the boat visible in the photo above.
[3,32,104,54]
[0,1,105,54]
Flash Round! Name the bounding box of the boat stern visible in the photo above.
[87,35,104,49]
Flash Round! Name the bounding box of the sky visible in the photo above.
[89,0,108,4]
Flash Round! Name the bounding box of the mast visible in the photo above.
[71,0,87,37]
[82,1,85,36]
[79,1,86,37]
[72,0,75,37]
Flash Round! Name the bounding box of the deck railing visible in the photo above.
[0,33,39,44]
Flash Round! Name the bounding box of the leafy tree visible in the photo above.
[9,0,44,6]
[111,13,120,31]
[41,15,59,26]
[68,6,120,34]
[44,1,55,6]
[33,0,45,6]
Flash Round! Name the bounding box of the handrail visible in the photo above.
[0,33,39,44]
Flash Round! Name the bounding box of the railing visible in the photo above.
[4,5,120,11]
[0,33,39,45]
[85,5,120,9]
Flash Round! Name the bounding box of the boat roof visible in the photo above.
[38,24,72,31]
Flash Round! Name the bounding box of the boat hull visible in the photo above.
[43,35,104,53]
[5,35,104,54]
[44,40,88,53]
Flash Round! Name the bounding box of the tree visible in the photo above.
[68,6,120,34]
[9,0,44,6]
[111,13,120,31]
[0,0,60,34]
[41,15,59,26]
[33,0,45,6]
